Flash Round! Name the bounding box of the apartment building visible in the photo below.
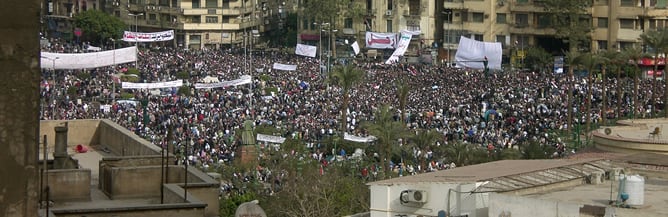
[297,0,439,59]
[443,0,668,66]
[102,0,294,49]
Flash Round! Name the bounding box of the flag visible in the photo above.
[295,44,317,57]
[351,41,360,55]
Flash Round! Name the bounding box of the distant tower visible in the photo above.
[237,120,258,164]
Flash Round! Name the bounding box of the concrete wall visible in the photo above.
[369,182,481,217]
[44,169,91,201]
[107,166,165,199]
[39,120,101,151]
[0,0,41,216]
[489,193,582,217]
[98,119,160,156]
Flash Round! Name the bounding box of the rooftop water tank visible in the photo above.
[623,175,645,206]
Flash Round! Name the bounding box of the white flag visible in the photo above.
[295,44,317,57]
[351,41,360,55]
[385,30,420,64]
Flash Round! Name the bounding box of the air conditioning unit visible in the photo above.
[400,190,428,203]
[385,10,392,16]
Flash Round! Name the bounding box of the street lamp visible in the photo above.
[41,56,59,119]
[314,22,330,75]
[442,9,452,66]
[327,29,338,74]
[128,12,144,66]
[248,31,260,121]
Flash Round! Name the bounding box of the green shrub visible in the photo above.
[176,71,190,80]
[125,68,140,75]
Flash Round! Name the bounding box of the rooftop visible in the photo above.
[369,158,607,185]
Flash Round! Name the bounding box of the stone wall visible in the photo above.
[0,0,41,216]
[43,169,91,201]
[98,119,160,156]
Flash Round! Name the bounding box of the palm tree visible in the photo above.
[409,129,442,172]
[564,49,580,133]
[329,65,365,133]
[364,104,408,176]
[439,141,490,166]
[396,77,410,123]
[622,46,644,118]
[640,29,668,117]
[574,52,604,133]
[601,50,624,122]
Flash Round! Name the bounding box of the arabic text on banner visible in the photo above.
[295,44,317,57]
[123,30,175,42]
[365,32,397,49]
[344,133,377,143]
[454,36,503,70]
[41,46,137,69]
[256,133,286,144]
[121,79,184,89]
[385,30,420,64]
[272,63,298,71]
[194,75,252,89]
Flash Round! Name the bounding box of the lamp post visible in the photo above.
[442,9,452,66]
[128,12,144,66]
[248,30,260,121]
[41,56,59,119]
[314,22,330,75]
[327,29,338,74]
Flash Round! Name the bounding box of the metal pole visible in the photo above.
[184,138,189,202]
[42,135,47,210]
[318,23,323,74]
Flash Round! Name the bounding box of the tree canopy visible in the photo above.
[73,10,126,44]
[542,0,593,51]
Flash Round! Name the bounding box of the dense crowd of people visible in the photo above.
[40,38,663,182]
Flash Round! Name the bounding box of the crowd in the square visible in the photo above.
[40,38,662,184]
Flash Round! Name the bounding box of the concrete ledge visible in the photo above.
[45,169,91,201]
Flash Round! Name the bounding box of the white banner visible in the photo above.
[272,63,298,71]
[351,41,360,55]
[344,133,377,143]
[123,30,174,42]
[295,43,317,57]
[41,46,137,69]
[365,32,397,49]
[122,79,183,89]
[194,75,252,89]
[454,36,503,70]
[385,30,420,64]
[257,133,286,144]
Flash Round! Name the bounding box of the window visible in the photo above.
[619,41,634,50]
[192,16,201,23]
[620,0,634,7]
[192,0,200,8]
[159,0,169,6]
[407,25,420,32]
[515,14,529,26]
[344,18,353,28]
[387,20,392,32]
[387,0,392,10]
[149,14,157,21]
[598,18,608,28]
[472,12,484,23]
[496,35,506,46]
[205,0,216,8]
[129,0,138,4]
[474,34,483,41]
[302,19,309,30]
[172,0,178,7]
[620,19,635,29]
[496,13,506,24]
[537,14,550,28]
[205,16,218,23]
[649,19,667,30]
[517,0,528,3]
[597,40,608,50]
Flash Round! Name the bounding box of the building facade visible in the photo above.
[297,0,440,60]
[443,0,668,66]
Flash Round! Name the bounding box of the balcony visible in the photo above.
[182,6,253,15]
[443,0,465,9]
[509,1,543,12]
[509,23,555,35]
[180,19,261,31]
